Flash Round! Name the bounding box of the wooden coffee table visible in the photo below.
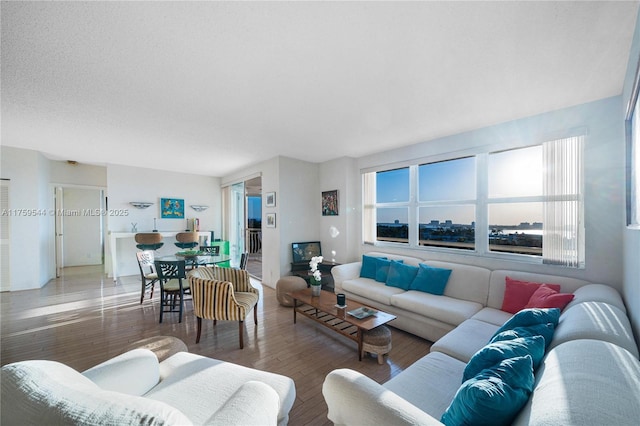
[291,288,396,360]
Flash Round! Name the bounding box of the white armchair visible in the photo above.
[2,342,295,426]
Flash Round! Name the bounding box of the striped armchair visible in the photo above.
[187,266,259,349]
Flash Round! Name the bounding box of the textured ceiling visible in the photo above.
[1,1,638,177]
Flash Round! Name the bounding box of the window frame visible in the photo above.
[416,156,477,251]
[486,146,545,259]
[373,166,413,245]
[625,53,640,229]
[363,139,585,267]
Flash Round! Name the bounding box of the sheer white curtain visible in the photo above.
[362,172,376,244]
[221,186,230,241]
[542,135,585,267]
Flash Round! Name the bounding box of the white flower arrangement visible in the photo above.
[309,255,324,284]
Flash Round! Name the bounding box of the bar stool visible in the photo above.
[135,232,164,251]
[175,232,198,250]
[175,232,199,269]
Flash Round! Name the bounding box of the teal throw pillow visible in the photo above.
[490,323,556,349]
[494,308,561,337]
[463,336,545,382]
[375,259,403,283]
[360,255,385,279]
[409,263,452,295]
[386,262,418,290]
[441,355,535,426]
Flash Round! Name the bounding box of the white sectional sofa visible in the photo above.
[333,251,596,342]
[325,251,640,425]
[1,346,296,426]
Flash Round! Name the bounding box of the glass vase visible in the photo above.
[311,284,321,296]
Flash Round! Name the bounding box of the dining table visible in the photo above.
[158,253,232,266]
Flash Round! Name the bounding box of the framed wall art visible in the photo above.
[322,190,339,216]
[266,213,276,228]
[161,198,185,219]
[265,192,276,207]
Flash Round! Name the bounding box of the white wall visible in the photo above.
[621,5,640,344]
[107,164,220,233]
[106,164,221,277]
[352,96,624,288]
[50,161,107,187]
[36,153,52,286]
[319,157,359,264]
[0,146,53,290]
[278,156,320,280]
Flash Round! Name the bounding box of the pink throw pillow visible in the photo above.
[501,277,561,314]
[524,284,575,310]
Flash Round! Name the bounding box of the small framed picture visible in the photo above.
[322,190,339,216]
[266,213,276,228]
[265,192,276,207]
[160,197,185,219]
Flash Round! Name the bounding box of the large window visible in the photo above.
[363,136,585,267]
[375,168,410,244]
[418,157,476,250]
[627,57,640,228]
[488,146,543,256]
[367,159,476,248]
[630,105,640,225]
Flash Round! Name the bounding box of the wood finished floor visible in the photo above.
[0,265,432,425]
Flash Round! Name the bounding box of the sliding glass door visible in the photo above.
[229,182,245,267]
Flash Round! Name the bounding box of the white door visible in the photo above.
[62,188,103,266]
[55,186,63,277]
[0,180,10,291]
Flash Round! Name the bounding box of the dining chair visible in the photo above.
[136,251,159,304]
[239,252,249,270]
[187,266,259,349]
[154,259,190,323]
[134,232,164,251]
[200,245,220,256]
[198,245,220,267]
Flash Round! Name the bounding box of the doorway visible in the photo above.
[227,177,262,279]
[54,186,105,277]
[245,177,262,279]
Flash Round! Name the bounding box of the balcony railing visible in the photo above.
[246,228,262,255]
